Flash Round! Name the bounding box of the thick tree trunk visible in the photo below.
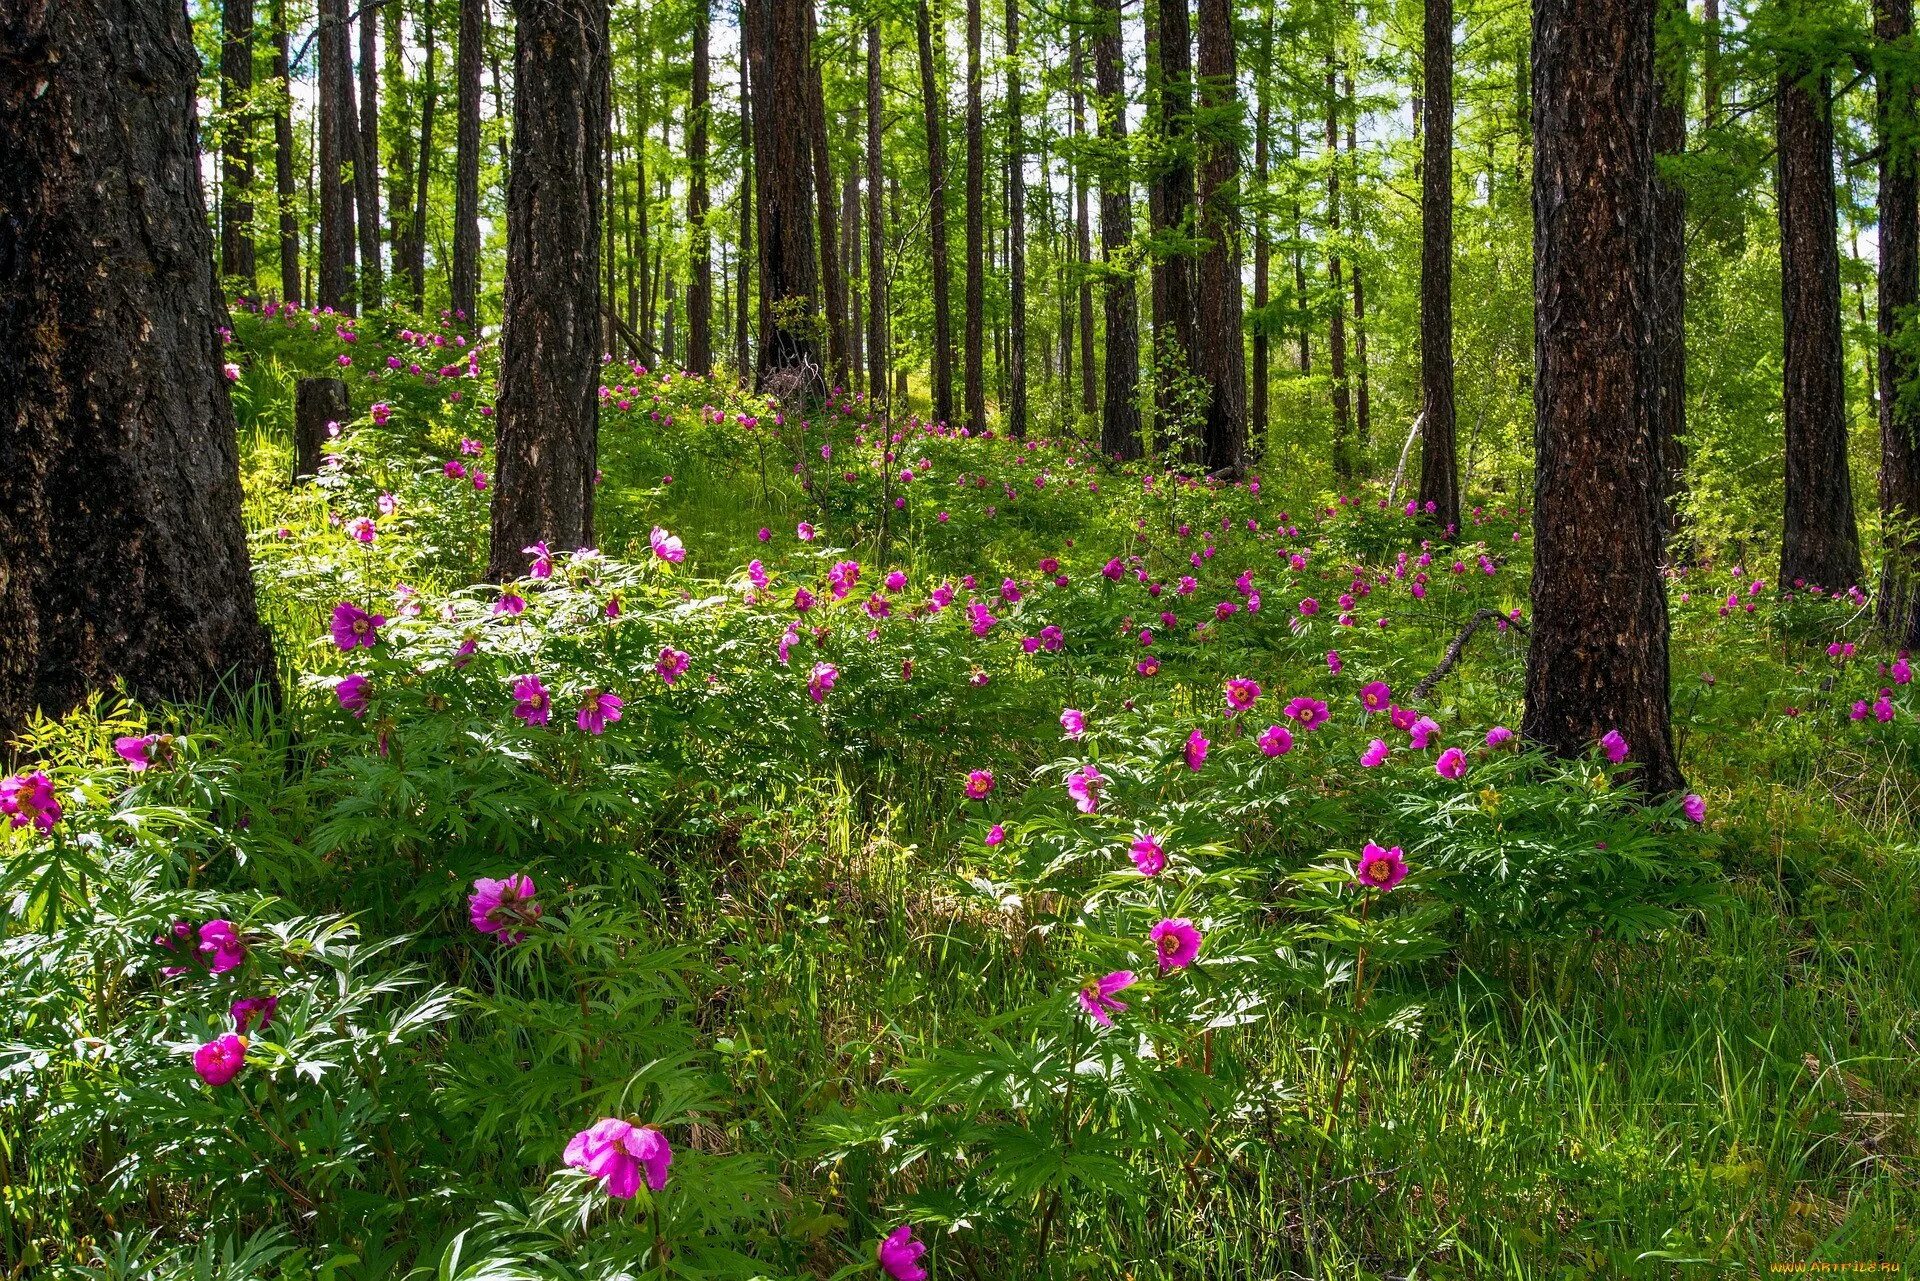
[1524,0,1683,795]
[0,0,279,737]
[1326,63,1351,481]
[1092,0,1142,459]
[410,0,437,308]
[1777,63,1864,591]
[805,5,848,386]
[452,0,484,323]
[1417,0,1459,530]
[1878,0,1920,645]
[1004,0,1027,438]
[357,6,382,308]
[272,0,299,302]
[1150,0,1200,458]
[688,0,713,375]
[748,0,825,388]
[963,0,987,428]
[220,0,256,285]
[1651,0,1688,544]
[866,21,887,410]
[1194,0,1245,472]
[318,0,356,312]
[1072,26,1097,419]
[295,377,348,480]
[916,0,954,422]
[488,0,608,579]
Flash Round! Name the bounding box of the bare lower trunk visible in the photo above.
[1417,0,1459,530]
[917,0,954,422]
[1878,0,1920,645]
[1093,0,1142,458]
[1004,0,1027,438]
[1194,0,1246,472]
[688,0,713,375]
[452,0,484,322]
[220,0,256,284]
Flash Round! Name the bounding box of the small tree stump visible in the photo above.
[293,377,348,481]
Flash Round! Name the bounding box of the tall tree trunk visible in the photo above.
[1194,0,1245,472]
[1702,0,1721,126]
[318,0,356,312]
[1345,69,1370,456]
[1093,0,1142,459]
[1005,0,1027,437]
[489,0,608,579]
[1417,0,1459,530]
[1651,0,1688,543]
[452,0,484,322]
[1524,0,1683,794]
[1879,0,1920,645]
[1291,115,1309,372]
[846,167,864,384]
[917,0,954,422]
[0,0,279,737]
[1777,59,1864,590]
[805,4,848,386]
[1149,0,1200,457]
[963,0,987,428]
[273,0,299,302]
[1072,24,1097,418]
[410,0,437,308]
[1325,61,1351,480]
[385,0,411,272]
[220,0,256,285]
[1251,2,1272,453]
[748,0,825,387]
[737,43,754,378]
[866,20,887,410]
[357,5,382,307]
[688,0,713,375]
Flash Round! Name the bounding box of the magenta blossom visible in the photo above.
[1485,725,1515,748]
[1599,729,1630,764]
[796,521,817,541]
[494,593,527,617]
[563,1118,673,1198]
[576,691,624,735]
[512,675,553,725]
[1360,738,1390,768]
[1184,729,1210,771]
[115,734,162,771]
[655,648,691,686]
[1359,681,1392,713]
[330,601,384,651]
[1130,832,1167,876]
[985,823,1006,847]
[808,661,839,703]
[1285,697,1330,731]
[1150,918,1202,972]
[193,1033,248,1086]
[524,541,554,579]
[649,526,686,563]
[231,995,278,1034]
[1060,707,1087,739]
[877,1224,929,1281]
[1409,716,1441,750]
[468,874,540,943]
[1078,970,1136,1027]
[964,769,995,800]
[1066,764,1105,814]
[1224,677,1262,714]
[1258,724,1294,757]
[335,674,371,717]
[1436,747,1468,780]
[1355,842,1408,892]
[1682,793,1706,823]
[197,919,246,973]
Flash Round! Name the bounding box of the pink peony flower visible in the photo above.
[193,1033,247,1086]
[984,823,1006,847]
[468,874,540,943]
[649,526,686,563]
[330,601,384,651]
[512,675,552,725]
[1224,678,1261,714]
[964,769,995,800]
[115,734,161,771]
[1150,918,1202,972]
[231,995,278,1034]
[796,521,817,541]
[1060,707,1087,739]
[1258,724,1294,756]
[1359,680,1391,713]
[335,674,371,717]
[1361,738,1390,768]
[808,661,839,703]
[197,919,246,974]
[1436,747,1467,780]
[1408,716,1441,750]
[1078,970,1136,1027]
[655,648,691,685]
[1355,842,1408,892]
[877,1224,928,1281]
[1130,832,1167,876]
[524,541,554,579]
[1066,764,1105,814]
[1285,697,1330,731]
[1184,729,1210,772]
[576,691,623,735]
[1599,729,1630,764]
[494,593,527,617]
[1485,725,1515,747]
[563,1118,672,1198]
[1682,792,1706,823]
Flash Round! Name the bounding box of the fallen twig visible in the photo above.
[1410,608,1527,704]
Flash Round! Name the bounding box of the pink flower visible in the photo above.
[1184,729,1210,771]
[468,874,540,943]
[1224,678,1261,714]
[1408,716,1441,750]
[1130,833,1167,876]
[1485,725,1515,748]
[650,526,686,563]
[1150,918,1202,972]
[985,823,1006,847]
[1599,729,1630,764]
[1361,738,1390,768]
[346,516,377,544]
[1436,747,1467,780]
[193,1033,247,1086]
[655,648,691,685]
[115,734,161,771]
[1682,792,1706,823]
[1077,970,1136,1027]
[512,675,552,725]
[231,995,278,1034]
[563,1118,673,1198]
[877,1224,928,1281]
[1066,764,1105,814]
[335,674,371,717]
[576,691,624,734]
[964,769,995,800]
[330,601,384,651]
[1355,842,1408,892]
[196,919,246,974]
[1253,722,1292,756]
[524,541,554,579]
[1060,707,1087,739]
[1358,681,1391,713]
[1285,697,1330,731]
[494,593,526,616]
[796,521,817,541]
[808,661,839,703]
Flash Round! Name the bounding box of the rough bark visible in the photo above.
[0,0,279,737]
[1417,0,1459,530]
[1149,0,1200,458]
[1651,0,1688,547]
[452,0,484,322]
[1326,62,1351,481]
[272,0,299,302]
[917,0,954,422]
[1072,25,1097,418]
[1194,0,1246,472]
[688,0,713,375]
[1777,61,1865,591]
[409,0,437,308]
[384,0,410,274]
[1878,0,1920,644]
[318,0,356,311]
[356,4,382,307]
[747,0,825,387]
[1250,3,1272,452]
[488,0,608,579]
[295,377,348,480]
[1346,70,1370,455]
[804,4,848,386]
[866,20,887,410]
[963,0,987,428]
[220,0,256,285]
[737,41,753,378]
[1524,0,1683,795]
[1093,0,1142,459]
[1004,0,1027,438]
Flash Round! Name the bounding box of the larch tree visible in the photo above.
[1416,0,1459,530]
[1004,0,1027,437]
[805,4,849,386]
[1149,0,1200,456]
[747,0,825,385]
[1092,0,1142,459]
[1877,0,1920,645]
[220,0,256,285]
[488,0,610,579]
[688,0,713,376]
[1325,60,1352,481]
[1193,0,1246,473]
[1523,0,1684,794]
[272,0,299,302]
[452,0,485,323]
[0,0,278,738]
[964,0,986,429]
[318,0,357,312]
[917,0,955,424]
[356,6,382,308]
[1651,0,1688,541]
[866,18,887,410]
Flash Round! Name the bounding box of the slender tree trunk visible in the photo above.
[846,168,864,384]
[687,0,713,375]
[1291,115,1309,372]
[748,0,825,387]
[1071,28,1097,419]
[0,0,279,737]
[1777,60,1865,590]
[917,0,955,422]
[1878,0,1920,645]
[1345,70,1370,456]
[357,5,382,307]
[220,0,256,285]
[1524,0,1683,794]
[1093,0,1142,458]
[867,20,887,410]
[963,0,987,428]
[410,1,437,308]
[1652,0,1688,543]
[1417,0,1459,530]
[489,0,608,578]
[805,4,848,386]
[385,0,410,271]
[1194,0,1245,472]
[737,44,754,378]
[1005,0,1027,437]
[1251,2,1272,453]
[452,0,484,322]
[273,0,299,303]
[1326,62,1351,480]
[318,0,356,311]
[1702,0,1721,126]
